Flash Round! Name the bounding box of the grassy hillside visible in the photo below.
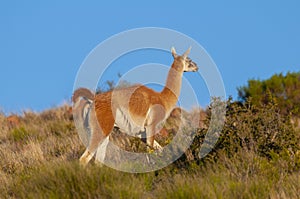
[0,99,299,198]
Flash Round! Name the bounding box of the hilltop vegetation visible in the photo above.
[238,71,300,117]
[0,72,300,198]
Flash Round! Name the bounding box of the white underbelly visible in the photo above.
[114,108,145,136]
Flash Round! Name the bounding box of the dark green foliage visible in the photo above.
[179,98,300,172]
[238,72,300,116]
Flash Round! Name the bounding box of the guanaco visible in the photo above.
[72,87,163,162]
[76,47,198,165]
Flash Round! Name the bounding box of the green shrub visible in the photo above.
[179,98,300,172]
[10,127,30,142]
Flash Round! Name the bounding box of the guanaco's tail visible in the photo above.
[72,87,95,147]
[72,88,95,103]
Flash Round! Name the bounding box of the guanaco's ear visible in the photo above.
[171,47,177,58]
[182,47,191,59]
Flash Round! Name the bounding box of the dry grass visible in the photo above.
[0,102,299,198]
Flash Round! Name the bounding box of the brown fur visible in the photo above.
[73,87,169,164]
[72,88,94,103]
[79,47,198,165]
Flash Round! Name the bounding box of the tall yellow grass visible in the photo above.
[0,102,299,198]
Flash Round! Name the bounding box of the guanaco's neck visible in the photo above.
[161,62,183,110]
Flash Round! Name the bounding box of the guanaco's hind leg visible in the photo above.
[80,105,111,166]
[79,131,107,166]
[79,135,109,166]
[80,149,95,166]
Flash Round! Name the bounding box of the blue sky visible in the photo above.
[1,1,299,113]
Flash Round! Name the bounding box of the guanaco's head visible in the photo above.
[171,47,198,72]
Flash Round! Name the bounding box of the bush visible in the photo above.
[179,98,300,172]
[238,72,300,117]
